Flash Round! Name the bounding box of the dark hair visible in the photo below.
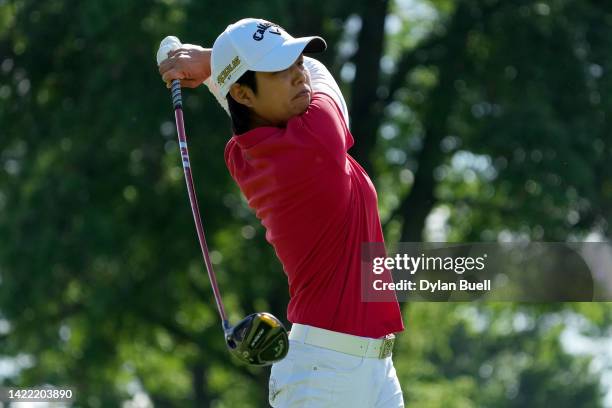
[226,71,257,135]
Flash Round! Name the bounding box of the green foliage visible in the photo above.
[0,0,611,406]
[397,304,606,407]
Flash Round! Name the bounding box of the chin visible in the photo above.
[294,96,311,115]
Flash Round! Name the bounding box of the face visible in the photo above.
[229,54,311,128]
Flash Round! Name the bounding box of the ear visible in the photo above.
[229,83,255,107]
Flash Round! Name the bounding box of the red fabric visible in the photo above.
[224,92,404,338]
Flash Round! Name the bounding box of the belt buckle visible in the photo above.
[378,334,395,359]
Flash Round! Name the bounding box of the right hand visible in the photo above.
[158,44,212,88]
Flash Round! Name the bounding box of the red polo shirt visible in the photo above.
[224,92,404,338]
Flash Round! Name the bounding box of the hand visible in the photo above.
[158,44,212,88]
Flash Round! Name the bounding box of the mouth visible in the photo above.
[293,88,310,100]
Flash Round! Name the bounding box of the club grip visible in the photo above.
[171,79,182,109]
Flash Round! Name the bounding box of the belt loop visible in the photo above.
[365,338,376,356]
[301,325,309,343]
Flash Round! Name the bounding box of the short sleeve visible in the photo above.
[295,92,354,169]
[303,57,350,128]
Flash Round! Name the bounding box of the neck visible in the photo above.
[249,112,285,129]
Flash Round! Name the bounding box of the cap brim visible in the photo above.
[250,36,327,72]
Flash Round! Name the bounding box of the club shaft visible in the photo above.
[171,79,229,329]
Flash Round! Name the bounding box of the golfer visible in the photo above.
[159,18,405,407]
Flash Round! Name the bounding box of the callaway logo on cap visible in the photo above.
[211,18,327,97]
[252,22,281,41]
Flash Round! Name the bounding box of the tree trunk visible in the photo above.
[191,362,209,407]
[349,0,389,177]
[398,1,474,242]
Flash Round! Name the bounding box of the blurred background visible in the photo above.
[1,0,612,406]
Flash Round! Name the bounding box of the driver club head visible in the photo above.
[225,312,289,367]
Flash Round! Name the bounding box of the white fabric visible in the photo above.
[303,56,350,128]
[203,76,230,116]
[211,18,325,96]
[156,36,181,65]
[289,323,393,358]
[269,332,404,407]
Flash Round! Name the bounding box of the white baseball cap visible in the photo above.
[211,18,326,97]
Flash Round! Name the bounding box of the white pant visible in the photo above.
[268,339,404,407]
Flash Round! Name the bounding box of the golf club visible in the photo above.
[156,36,288,366]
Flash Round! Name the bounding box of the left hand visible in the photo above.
[158,44,212,88]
